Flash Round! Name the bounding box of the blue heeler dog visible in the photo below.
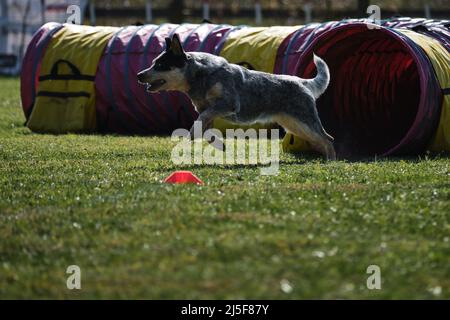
[137,34,336,160]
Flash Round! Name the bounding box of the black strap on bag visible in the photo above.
[38,59,95,82]
[26,60,96,126]
[36,59,94,99]
[36,91,91,98]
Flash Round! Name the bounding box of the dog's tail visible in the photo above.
[303,53,330,99]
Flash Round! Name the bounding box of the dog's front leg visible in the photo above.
[189,108,218,139]
[189,101,237,150]
[190,100,236,139]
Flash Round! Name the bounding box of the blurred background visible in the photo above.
[1,0,449,74]
[88,0,450,26]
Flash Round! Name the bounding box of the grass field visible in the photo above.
[0,76,449,299]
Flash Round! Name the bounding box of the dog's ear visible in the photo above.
[169,33,186,57]
[165,37,172,50]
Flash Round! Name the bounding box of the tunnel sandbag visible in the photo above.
[25,24,117,133]
[398,29,450,152]
[281,23,448,157]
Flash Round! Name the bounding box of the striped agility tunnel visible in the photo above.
[21,18,450,157]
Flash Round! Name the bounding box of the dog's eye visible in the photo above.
[155,62,170,71]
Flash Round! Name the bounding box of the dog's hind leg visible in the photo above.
[274,114,336,160]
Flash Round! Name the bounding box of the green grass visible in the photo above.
[0,76,449,299]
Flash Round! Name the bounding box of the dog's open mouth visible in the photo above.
[145,79,166,92]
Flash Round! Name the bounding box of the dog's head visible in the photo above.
[137,33,189,93]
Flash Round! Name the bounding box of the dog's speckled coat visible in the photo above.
[138,34,336,159]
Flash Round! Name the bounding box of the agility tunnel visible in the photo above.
[277,19,450,156]
[21,18,450,157]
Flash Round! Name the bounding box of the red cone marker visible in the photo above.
[164,171,204,185]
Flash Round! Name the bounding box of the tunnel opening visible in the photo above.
[298,26,422,157]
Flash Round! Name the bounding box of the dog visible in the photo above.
[137,34,336,160]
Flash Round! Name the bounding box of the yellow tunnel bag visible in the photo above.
[28,59,97,132]
[26,24,117,133]
[397,30,450,152]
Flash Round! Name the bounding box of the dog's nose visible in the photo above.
[137,71,147,83]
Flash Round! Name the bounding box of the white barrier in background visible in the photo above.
[0,0,87,75]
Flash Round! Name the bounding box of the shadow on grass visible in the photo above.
[16,128,450,165]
